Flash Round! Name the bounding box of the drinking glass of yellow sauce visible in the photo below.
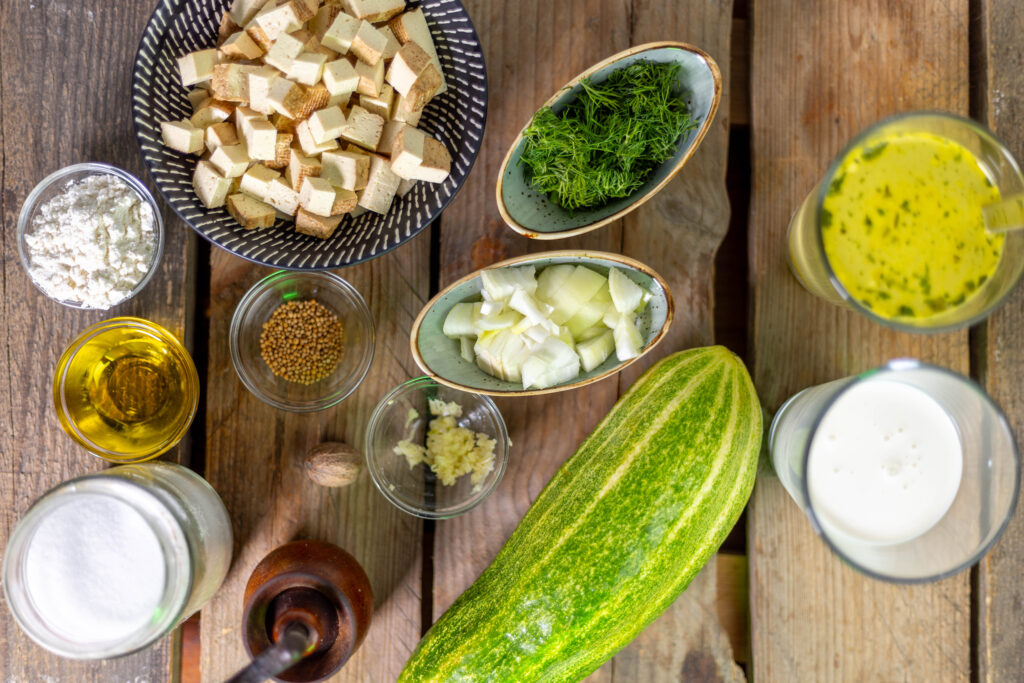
[788,111,1024,332]
[53,317,199,462]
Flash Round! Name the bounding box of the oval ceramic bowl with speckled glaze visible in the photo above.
[496,42,720,240]
[132,0,487,270]
[410,251,674,396]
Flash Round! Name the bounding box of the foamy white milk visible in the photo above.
[807,380,963,545]
[24,493,166,644]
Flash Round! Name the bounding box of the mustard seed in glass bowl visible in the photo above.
[230,272,374,412]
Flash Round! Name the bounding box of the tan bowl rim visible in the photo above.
[409,250,675,396]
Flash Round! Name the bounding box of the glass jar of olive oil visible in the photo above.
[53,317,199,462]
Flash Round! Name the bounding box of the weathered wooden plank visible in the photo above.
[199,237,430,680]
[976,1,1024,680]
[0,0,195,680]
[748,1,971,680]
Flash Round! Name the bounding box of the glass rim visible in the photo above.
[228,270,376,413]
[52,317,199,463]
[16,162,165,311]
[2,474,193,658]
[798,358,1021,584]
[364,376,510,519]
[812,110,1024,333]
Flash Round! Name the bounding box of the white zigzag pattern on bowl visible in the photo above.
[132,0,487,270]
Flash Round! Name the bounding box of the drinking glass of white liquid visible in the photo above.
[768,358,1019,582]
[2,462,233,659]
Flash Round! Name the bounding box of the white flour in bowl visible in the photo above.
[23,174,157,308]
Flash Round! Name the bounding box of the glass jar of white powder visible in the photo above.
[2,462,233,659]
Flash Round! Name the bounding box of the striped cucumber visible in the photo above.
[399,346,763,682]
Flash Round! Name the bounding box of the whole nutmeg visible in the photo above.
[304,442,362,487]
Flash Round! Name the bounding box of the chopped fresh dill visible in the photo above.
[518,60,697,212]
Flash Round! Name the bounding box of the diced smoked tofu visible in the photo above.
[287,0,316,23]
[218,11,239,46]
[358,153,401,214]
[287,52,328,86]
[267,77,306,118]
[190,99,234,128]
[378,26,401,60]
[296,119,340,155]
[385,41,432,97]
[193,160,233,208]
[229,0,272,26]
[264,31,306,72]
[239,163,280,200]
[388,8,447,94]
[321,12,360,54]
[354,55,384,97]
[188,88,209,110]
[376,120,405,154]
[265,177,301,215]
[396,177,417,197]
[161,120,205,154]
[392,94,423,126]
[405,63,442,112]
[267,133,293,169]
[310,4,342,40]
[272,113,297,134]
[212,63,256,103]
[177,49,218,87]
[360,84,393,120]
[288,148,322,190]
[343,0,404,23]
[255,2,302,41]
[339,105,383,150]
[322,58,359,96]
[321,149,369,191]
[330,187,359,215]
[295,208,343,239]
[227,192,277,228]
[289,28,319,52]
[234,105,263,140]
[294,84,330,119]
[390,126,451,182]
[350,21,387,66]
[327,91,352,108]
[299,176,337,216]
[220,30,264,60]
[308,105,346,144]
[205,121,239,152]
[248,67,280,115]
[246,24,274,52]
[210,143,252,178]
[247,119,278,160]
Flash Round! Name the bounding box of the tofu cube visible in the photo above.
[266,133,293,169]
[264,31,306,72]
[234,106,263,140]
[404,63,442,111]
[293,83,331,119]
[358,153,401,214]
[360,84,393,121]
[378,25,401,60]
[296,119,340,155]
[246,118,278,160]
[272,113,297,134]
[205,121,240,152]
[392,94,423,126]
[288,148,322,190]
[354,57,384,97]
[266,77,306,118]
[248,67,280,115]
[330,187,359,215]
[190,99,234,128]
[246,24,274,52]
[211,63,255,102]
[391,128,451,183]
[339,105,383,150]
[160,120,205,154]
[229,0,273,26]
[254,2,302,41]
[220,30,264,60]
[308,106,346,144]
[193,160,234,208]
[295,208,343,239]
[310,4,342,40]
[239,164,280,200]
[187,88,209,110]
[287,52,328,86]
[177,49,218,87]
[327,91,352,108]
[227,193,277,229]
[287,0,316,23]
[343,0,404,23]
[322,58,359,97]
[386,42,432,97]
[265,177,301,215]
[321,12,360,54]
[320,150,368,191]
[299,176,337,216]
[376,119,405,154]
[350,21,387,66]
[388,8,447,94]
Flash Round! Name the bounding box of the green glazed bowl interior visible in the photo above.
[413,253,673,395]
[500,44,719,237]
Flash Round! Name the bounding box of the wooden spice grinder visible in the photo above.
[240,540,373,682]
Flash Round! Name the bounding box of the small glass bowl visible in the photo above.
[365,377,509,519]
[17,162,165,310]
[230,271,375,412]
[53,317,199,463]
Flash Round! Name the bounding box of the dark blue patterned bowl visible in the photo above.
[132,0,487,270]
